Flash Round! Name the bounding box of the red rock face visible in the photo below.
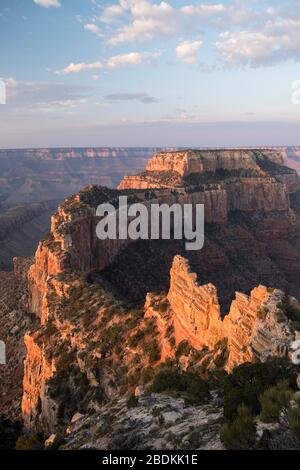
[145,256,296,372]
[22,335,56,433]
[145,149,283,176]
[22,149,300,431]
[167,256,223,350]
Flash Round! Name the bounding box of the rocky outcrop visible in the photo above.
[21,148,300,433]
[61,392,223,450]
[118,148,286,189]
[28,168,296,321]
[224,286,295,370]
[118,150,296,218]
[227,178,289,212]
[167,256,223,350]
[22,335,56,433]
[146,149,283,175]
[27,185,231,320]
[145,256,298,371]
[0,259,33,421]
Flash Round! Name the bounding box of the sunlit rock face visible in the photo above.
[21,148,300,432]
[146,255,297,372]
[167,256,224,350]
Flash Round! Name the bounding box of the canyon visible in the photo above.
[0,147,161,205]
[1,147,300,449]
[17,148,300,436]
[0,146,299,270]
[0,148,161,270]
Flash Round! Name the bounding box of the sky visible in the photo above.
[1,0,300,148]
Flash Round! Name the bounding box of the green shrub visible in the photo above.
[16,434,44,450]
[144,319,158,336]
[128,329,145,348]
[220,404,256,450]
[175,340,192,359]
[213,339,229,368]
[292,321,300,333]
[288,407,300,437]
[150,369,210,405]
[165,324,174,338]
[277,298,300,322]
[159,300,170,314]
[127,395,139,409]
[140,366,155,384]
[223,359,297,421]
[144,339,161,364]
[168,336,176,349]
[259,380,293,423]
[0,418,22,450]
[257,307,268,320]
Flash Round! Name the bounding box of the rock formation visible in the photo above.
[0,258,33,421]
[20,148,300,432]
[145,256,297,372]
[0,147,162,205]
[144,149,282,176]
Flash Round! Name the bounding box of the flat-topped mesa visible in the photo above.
[28,184,229,321]
[118,148,300,195]
[145,149,283,176]
[145,255,298,371]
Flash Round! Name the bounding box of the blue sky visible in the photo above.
[1,0,300,148]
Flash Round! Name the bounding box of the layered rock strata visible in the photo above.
[145,256,297,372]
[22,149,300,432]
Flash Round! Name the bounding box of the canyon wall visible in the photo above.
[145,149,283,176]
[28,172,292,322]
[0,147,161,205]
[0,202,56,270]
[22,148,300,432]
[145,256,297,372]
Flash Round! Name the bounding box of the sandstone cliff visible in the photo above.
[21,148,300,433]
[145,149,282,176]
[118,148,294,189]
[145,256,298,372]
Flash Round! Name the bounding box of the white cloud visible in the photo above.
[215,18,300,67]
[56,51,161,75]
[84,23,101,35]
[181,4,226,16]
[57,62,102,75]
[33,0,61,8]
[105,51,160,69]
[104,1,256,45]
[176,40,202,64]
[107,0,178,44]
[100,4,125,24]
